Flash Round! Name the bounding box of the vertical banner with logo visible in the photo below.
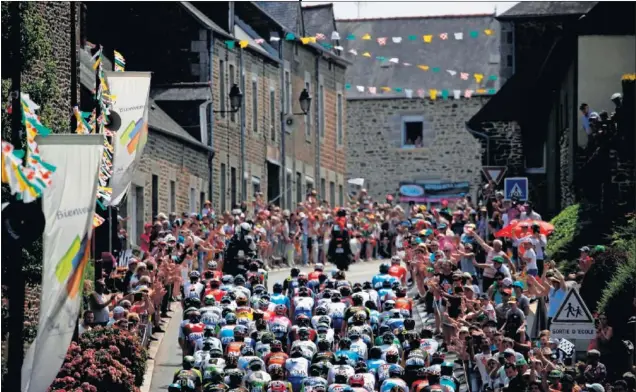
[104,71,152,206]
[21,135,103,392]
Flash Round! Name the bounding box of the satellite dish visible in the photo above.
[105,111,122,133]
[285,116,296,133]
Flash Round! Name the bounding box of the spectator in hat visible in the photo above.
[512,281,530,316]
[579,246,593,273]
[584,349,607,384]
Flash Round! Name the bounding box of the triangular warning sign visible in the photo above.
[552,289,594,324]
[510,184,523,199]
[481,166,507,184]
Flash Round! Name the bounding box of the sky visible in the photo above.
[301,1,519,19]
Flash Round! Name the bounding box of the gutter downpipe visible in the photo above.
[207,29,215,202]
[314,54,321,196]
[239,45,247,201]
[279,40,286,208]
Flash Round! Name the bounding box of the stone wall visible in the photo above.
[559,127,575,208]
[477,121,524,173]
[346,97,486,201]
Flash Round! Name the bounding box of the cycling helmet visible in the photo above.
[210,279,221,288]
[382,332,396,345]
[222,275,234,285]
[226,291,237,301]
[317,339,330,351]
[237,317,250,326]
[224,312,237,324]
[268,364,284,378]
[188,311,201,323]
[297,327,310,339]
[203,295,216,306]
[385,349,400,364]
[271,340,283,351]
[315,305,328,315]
[349,374,365,387]
[183,355,196,369]
[331,292,342,302]
[298,277,308,287]
[274,304,287,316]
[295,314,310,327]
[383,300,396,311]
[227,369,244,385]
[379,263,390,274]
[234,275,246,285]
[210,347,223,358]
[258,298,270,310]
[404,318,415,330]
[352,312,367,324]
[427,365,441,377]
[260,332,274,344]
[318,315,331,325]
[388,364,405,378]
[204,325,216,337]
[297,286,310,297]
[254,318,268,331]
[362,281,372,290]
[272,282,283,292]
[338,337,352,349]
[316,324,330,335]
[354,361,368,373]
[184,297,202,309]
[241,346,255,356]
[291,267,301,276]
[334,370,349,383]
[207,260,218,270]
[190,271,201,279]
[233,325,247,339]
[236,295,248,306]
[348,329,361,340]
[391,281,401,290]
[202,338,215,350]
[395,287,407,298]
[390,309,402,319]
[168,383,184,392]
[248,358,263,371]
[252,284,266,295]
[339,286,352,297]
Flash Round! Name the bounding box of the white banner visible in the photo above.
[105,71,152,206]
[21,135,103,392]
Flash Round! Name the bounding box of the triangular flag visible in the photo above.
[392,37,402,43]
[460,72,469,80]
[239,40,249,48]
[447,70,457,76]
[356,85,365,92]
[368,87,377,94]
[334,46,343,51]
[489,75,498,81]
[465,89,473,98]
[408,35,418,41]
[454,32,464,40]
[381,87,391,92]
[416,89,425,98]
[429,89,438,100]
[377,37,387,45]
[320,42,333,49]
[469,31,479,38]
[431,67,440,73]
[307,37,317,44]
[345,83,351,90]
[315,33,326,40]
[375,56,385,61]
[394,87,403,93]
[362,52,371,57]
[484,29,494,36]
[331,31,341,40]
[389,58,399,64]
[348,49,358,55]
[255,38,265,44]
[476,89,487,94]
[405,89,413,98]
[285,32,295,40]
[441,89,449,99]
[347,33,355,40]
[474,73,484,83]
[417,65,429,71]
[301,37,311,45]
[362,33,371,40]
[439,33,448,40]
[488,88,497,94]
[423,35,433,43]
[453,89,461,99]
[270,34,281,42]
[225,40,235,49]
[402,63,412,67]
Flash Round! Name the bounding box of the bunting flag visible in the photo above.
[470,31,479,38]
[377,37,387,45]
[362,33,371,40]
[453,90,461,99]
[285,30,495,44]
[285,32,295,40]
[389,58,399,64]
[474,73,484,83]
[447,70,457,76]
[334,46,343,51]
[403,63,412,67]
[368,87,377,94]
[113,50,125,72]
[439,33,448,40]
[93,213,105,228]
[225,40,235,49]
[417,89,425,98]
[255,38,265,44]
[356,85,365,92]
[417,65,429,71]
[484,29,494,36]
[465,89,473,98]
[270,34,281,42]
[405,89,413,98]
[429,89,438,100]
[441,89,448,99]
[381,87,391,92]
[331,31,340,40]
[91,47,102,70]
[346,33,355,40]
[408,35,418,41]
[239,40,249,48]
[392,37,402,43]
[315,33,326,40]
[73,107,91,135]
[432,67,440,73]
[344,83,494,99]
[476,88,486,94]
[423,35,433,43]
[301,37,316,45]
[362,52,371,57]
[454,32,464,40]
[460,72,469,80]
[489,75,498,81]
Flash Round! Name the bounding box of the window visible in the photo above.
[401,116,425,148]
[305,78,312,140]
[133,186,144,244]
[319,84,325,138]
[221,163,227,211]
[320,178,326,200]
[339,184,344,206]
[200,192,206,213]
[330,181,335,206]
[170,180,176,213]
[286,172,292,210]
[231,167,237,208]
[270,89,276,141]
[506,31,513,44]
[284,70,291,115]
[252,78,258,133]
[252,176,261,196]
[219,60,226,117]
[306,178,314,199]
[506,55,513,67]
[189,187,196,213]
[296,172,302,204]
[525,142,547,173]
[229,64,236,122]
[151,175,158,219]
[337,93,343,146]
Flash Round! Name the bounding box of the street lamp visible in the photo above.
[215,83,243,113]
[299,89,311,115]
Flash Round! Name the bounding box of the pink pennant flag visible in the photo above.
[439,33,448,40]
[416,89,425,98]
[255,38,265,44]
[464,89,473,98]
[460,72,469,80]
[377,37,387,45]
[315,33,326,40]
[368,87,377,94]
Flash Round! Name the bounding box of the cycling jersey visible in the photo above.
[380,377,409,392]
[328,303,347,330]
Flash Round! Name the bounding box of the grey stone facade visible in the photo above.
[477,121,524,172]
[346,97,486,201]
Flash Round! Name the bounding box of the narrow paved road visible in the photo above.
[149,260,400,391]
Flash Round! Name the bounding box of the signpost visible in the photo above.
[504,177,529,201]
[481,166,507,185]
[550,289,596,340]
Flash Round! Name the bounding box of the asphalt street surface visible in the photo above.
[149,260,438,391]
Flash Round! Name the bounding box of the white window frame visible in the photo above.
[229,62,237,123]
[284,66,292,116]
[252,74,259,134]
[336,89,344,147]
[401,115,425,149]
[252,176,261,196]
[319,81,325,141]
[525,142,547,174]
[304,72,312,142]
[169,180,176,213]
[269,85,277,142]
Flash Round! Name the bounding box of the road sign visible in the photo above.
[550,289,596,340]
[504,177,528,201]
[481,166,507,185]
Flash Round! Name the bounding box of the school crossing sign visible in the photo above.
[550,289,596,340]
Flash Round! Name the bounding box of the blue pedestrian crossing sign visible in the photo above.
[504,177,528,201]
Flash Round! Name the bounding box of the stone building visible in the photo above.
[336,14,506,205]
[468,1,635,218]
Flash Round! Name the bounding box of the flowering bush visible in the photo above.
[49,342,139,392]
[79,327,148,386]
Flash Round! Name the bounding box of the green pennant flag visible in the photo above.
[394,87,403,93]
[431,67,440,73]
[376,56,385,61]
[469,31,479,38]
[346,33,355,40]
[225,40,235,49]
[285,32,295,40]
[345,83,351,90]
[320,42,333,49]
[487,89,497,95]
[441,89,449,99]
[408,35,418,41]
[489,75,498,81]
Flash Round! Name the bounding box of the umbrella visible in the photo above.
[495,219,554,238]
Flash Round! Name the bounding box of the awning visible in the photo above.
[151,85,212,101]
[251,176,260,184]
[305,175,314,183]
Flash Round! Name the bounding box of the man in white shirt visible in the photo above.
[520,239,538,276]
[520,202,542,221]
